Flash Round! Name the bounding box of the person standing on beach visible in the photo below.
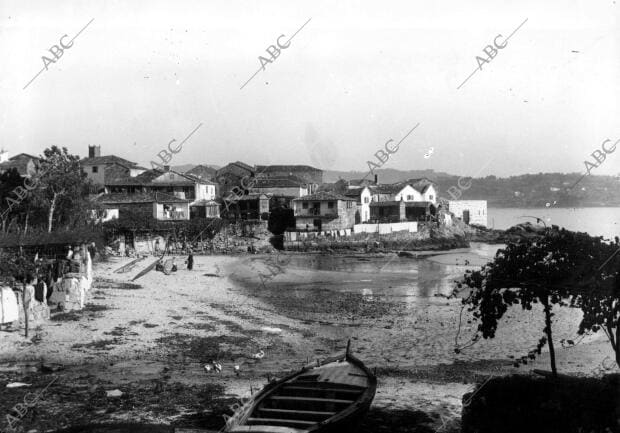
[187,252,194,270]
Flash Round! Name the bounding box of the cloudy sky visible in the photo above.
[0,0,618,177]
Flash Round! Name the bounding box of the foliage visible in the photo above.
[268,208,295,235]
[33,146,90,232]
[0,253,37,282]
[459,228,620,374]
[102,210,226,241]
[0,167,25,229]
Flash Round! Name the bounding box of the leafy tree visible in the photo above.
[33,146,89,232]
[460,228,620,376]
[0,168,24,232]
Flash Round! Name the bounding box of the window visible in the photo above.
[407,195,413,200]
[429,195,434,200]
[92,166,98,173]
[346,201,352,209]
[364,197,369,204]
[302,202,308,209]
[328,201,334,209]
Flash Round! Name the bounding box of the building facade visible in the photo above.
[292,191,357,231]
[448,200,488,227]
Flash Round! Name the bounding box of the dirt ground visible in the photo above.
[0,254,617,433]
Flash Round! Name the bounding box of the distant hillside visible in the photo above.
[439,172,620,208]
[323,168,452,183]
[326,169,620,207]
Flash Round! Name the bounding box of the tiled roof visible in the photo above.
[252,175,306,188]
[293,191,355,201]
[343,187,370,199]
[106,169,212,186]
[0,154,40,176]
[370,200,432,207]
[370,183,408,194]
[185,165,217,179]
[81,155,137,166]
[190,199,219,206]
[255,164,322,173]
[97,192,190,204]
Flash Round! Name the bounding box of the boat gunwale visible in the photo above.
[226,350,377,432]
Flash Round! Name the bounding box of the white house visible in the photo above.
[371,183,425,203]
[448,200,487,227]
[344,186,372,222]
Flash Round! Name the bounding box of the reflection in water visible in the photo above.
[256,244,502,300]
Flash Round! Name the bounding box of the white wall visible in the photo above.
[422,185,437,204]
[360,187,372,222]
[353,221,418,234]
[394,185,424,202]
[448,200,487,227]
[153,202,190,220]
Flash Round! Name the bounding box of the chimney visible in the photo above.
[374,174,378,184]
[88,145,101,158]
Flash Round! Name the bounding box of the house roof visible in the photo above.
[343,187,370,199]
[348,178,375,187]
[0,153,40,175]
[185,164,217,180]
[217,161,254,173]
[252,175,306,188]
[106,169,213,186]
[293,191,356,202]
[97,192,190,204]
[190,199,219,207]
[255,164,322,173]
[408,178,436,194]
[81,155,137,166]
[370,183,409,195]
[225,193,270,202]
[370,200,432,208]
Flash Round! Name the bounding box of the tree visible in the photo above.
[33,146,89,232]
[0,168,24,232]
[459,228,620,376]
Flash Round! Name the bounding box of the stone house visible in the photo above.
[292,191,357,231]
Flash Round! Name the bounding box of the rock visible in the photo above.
[6,382,31,388]
[41,363,64,373]
[106,389,123,398]
[398,251,416,258]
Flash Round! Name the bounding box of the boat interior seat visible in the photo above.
[228,425,307,433]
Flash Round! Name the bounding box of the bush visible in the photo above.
[461,374,620,433]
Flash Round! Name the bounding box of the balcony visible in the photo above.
[159,211,187,220]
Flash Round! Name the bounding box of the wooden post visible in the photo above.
[22,282,28,338]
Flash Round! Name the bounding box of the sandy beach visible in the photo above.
[0,252,617,433]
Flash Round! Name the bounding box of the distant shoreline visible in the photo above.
[487,204,620,208]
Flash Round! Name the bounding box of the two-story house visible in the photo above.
[96,192,192,222]
[344,186,372,223]
[292,191,357,231]
[104,167,219,219]
[80,146,146,189]
[215,161,256,197]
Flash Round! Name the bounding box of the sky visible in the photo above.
[0,0,619,177]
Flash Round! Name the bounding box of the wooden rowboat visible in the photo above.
[223,342,376,433]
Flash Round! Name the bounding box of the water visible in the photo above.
[488,207,620,239]
[233,244,583,368]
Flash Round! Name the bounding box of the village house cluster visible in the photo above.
[0,147,488,238]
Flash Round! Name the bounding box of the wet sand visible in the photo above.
[0,252,617,433]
